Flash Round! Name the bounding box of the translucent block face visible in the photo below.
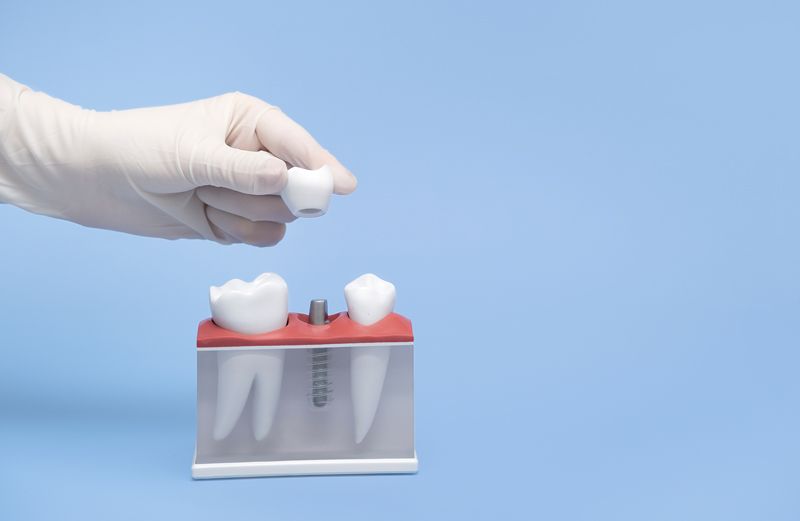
[196,343,414,464]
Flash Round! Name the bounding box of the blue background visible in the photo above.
[1,1,799,519]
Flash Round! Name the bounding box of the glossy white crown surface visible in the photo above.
[344,274,396,326]
[280,165,334,218]
[209,273,289,335]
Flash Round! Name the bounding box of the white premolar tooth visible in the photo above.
[345,274,396,444]
[209,273,289,441]
[280,165,334,218]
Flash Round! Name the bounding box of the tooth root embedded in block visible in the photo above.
[351,345,391,443]
[214,350,285,441]
[214,351,256,441]
[251,349,286,441]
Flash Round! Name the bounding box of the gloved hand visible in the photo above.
[0,74,357,246]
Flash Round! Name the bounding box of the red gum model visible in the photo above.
[197,312,414,348]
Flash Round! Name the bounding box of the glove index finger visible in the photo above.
[190,139,288,195]
[256,110,358,195]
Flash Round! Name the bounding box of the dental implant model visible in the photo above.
[192,273,417,479]
[307,299,334,411]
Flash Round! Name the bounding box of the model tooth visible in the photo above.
[209,272,288,336]
[345,274,396,443]
[209,273,288,441]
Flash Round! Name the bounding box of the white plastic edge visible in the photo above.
[191,447,418,479]
[197,341,414,352]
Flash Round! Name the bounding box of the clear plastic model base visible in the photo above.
[193,310,416,480]
[191,448,418,479]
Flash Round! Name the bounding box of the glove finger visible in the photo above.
[205,206,287,247]
[196,186,297,223]
[256,110,358,195]
[191,141,288,195]
[207,220,240,245]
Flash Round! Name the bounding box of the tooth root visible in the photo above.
[214,352,255,441]
[213,350,285,441]
[251,350,286,441]
[351,345,391,444]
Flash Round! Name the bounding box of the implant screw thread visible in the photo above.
[307,299,333,410]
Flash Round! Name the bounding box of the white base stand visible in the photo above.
[191,446,418,479]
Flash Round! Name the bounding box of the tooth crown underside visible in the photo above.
[280,165,334,218]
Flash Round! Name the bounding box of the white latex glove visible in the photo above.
[0,74,357,246]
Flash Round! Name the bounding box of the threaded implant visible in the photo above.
[307,299,333,410]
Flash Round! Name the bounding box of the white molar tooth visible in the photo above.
[209,273,288,441]
[280,165,334,218]
[345,274,396,444]
[209,272,288,335]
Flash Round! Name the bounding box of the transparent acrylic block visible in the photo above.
[191,312,416,479]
